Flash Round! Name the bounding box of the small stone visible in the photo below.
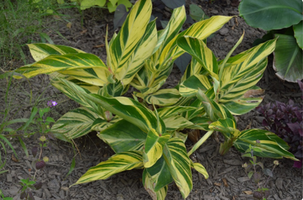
[211,9,219,14]
[117,194,124,200]
[219,28,229,36]
[237,177,250,182]
[7,173,12,182]
[275,178,283,190]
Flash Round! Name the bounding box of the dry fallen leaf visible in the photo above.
[222,178,229,187]
[214,182,221,186]
[243,191,253,195]
[11,154,19,162]
[66,22,72,29]
[80,29,87,35]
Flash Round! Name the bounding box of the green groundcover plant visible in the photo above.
[13,0,297,199]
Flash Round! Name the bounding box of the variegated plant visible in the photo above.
[14,0,298,199]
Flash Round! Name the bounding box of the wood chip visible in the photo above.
[243,191,253,195]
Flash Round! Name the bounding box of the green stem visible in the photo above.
[188,130,214,156]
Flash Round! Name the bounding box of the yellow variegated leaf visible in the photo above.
[143,129,164,168]
[163,115,193,131]
[108,0,152,75]
[157,106,197,119]
[163,138,192,198]
[27,43,85,62]
[143,88,181,106]
[73,151,143,185]
[181,58,203,82]
[116,19,158,85]
[191,162,209,179]
[143,169,168,200]
[179,74,212,97]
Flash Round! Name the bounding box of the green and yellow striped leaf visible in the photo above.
[177,36,219,78]
[141,88,181,106]
[14,53,109,86]
[159,16,232,65]
[179,74,212,97]
[108,0,152,76]
[143,129,169,168]
[97,119,146,153]
[180,58,203,82]
[73,151,143,185]
[234,129,297,160]
[116,19,158,85]
[209,118,239,139]
[191,162,209,179]
[163,138,192,198]
[85,93,166,133]
[163,115,193,132]
[143,168,168,200]
[157,106,197,119]
[219,39,276,103]
[51,107,102,141]
[186,116,211,131]
[27,43,85,62]
[223,86,264,115]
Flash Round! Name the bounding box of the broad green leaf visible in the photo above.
[234,129,297,161]
[223,86,264,115]
[191,162,209,179]
[14,53,108,84]
[190,4,208,21]
[108,0,152,75]
[80,0,106,10]
[27,43,85,62]
[97,119,146,153]
[163,115,193,131]
[142,88,181,106]
[219,39,276,102]
[51,107,102,141]
[239,0,303,31]
[73,151,143,185]
[177,36,219,77]
[162,0,185,9]
[142,168,168,200]
[179,74,212,97]
[163,138,192,198]
[293,21,303,49]
[116,19,158,85]
[273,34,303,82]
[145,156,173,191]
[143,129,166,168]
[85,93,166,133]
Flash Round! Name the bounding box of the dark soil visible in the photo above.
[1,1,302,200]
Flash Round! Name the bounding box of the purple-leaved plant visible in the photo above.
[256,99,303,168]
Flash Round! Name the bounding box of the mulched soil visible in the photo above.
[1,0,302,200]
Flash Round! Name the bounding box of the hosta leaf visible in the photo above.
[219,39,276,102]
[73,151,143,185]
[98,119,146,153]
[234,129,297,161]
[108,0,152,75]
[86,93,166,133]
[143,88,181,106]
[163,138,192,198]
[143,168,168,200]
[273,34,303,82]
[191,162,209,179]
[179,74,212,97]
[14,53,108,82]
[51,107,103,141]
[239,0,303,31]
[163,115,193,131]
[27,43,85,62]
[177,36,219,77]
[223,86,264,115]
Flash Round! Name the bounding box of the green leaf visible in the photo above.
[189,4,207,21]
[80,0,106,10]
[273,34,303,82]
[157,106,197,119]
[179,74,212,97]
[51,107,102,141]
[145,157,173,192]
[113,4,128,29]
[293,21,303,49]
[239,0,303,31]
[209,118,239,139]
[163,138,192,198]
[162,115,193,131]
[143,88,181,106]
[234,129,298,160]
[73,151,143,185]
[161,0,185,9]
[98,119,146,153]
[142,168,168,200]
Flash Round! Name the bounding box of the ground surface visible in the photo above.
[0,1,302,200]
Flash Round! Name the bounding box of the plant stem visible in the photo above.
[188,130,214,156]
